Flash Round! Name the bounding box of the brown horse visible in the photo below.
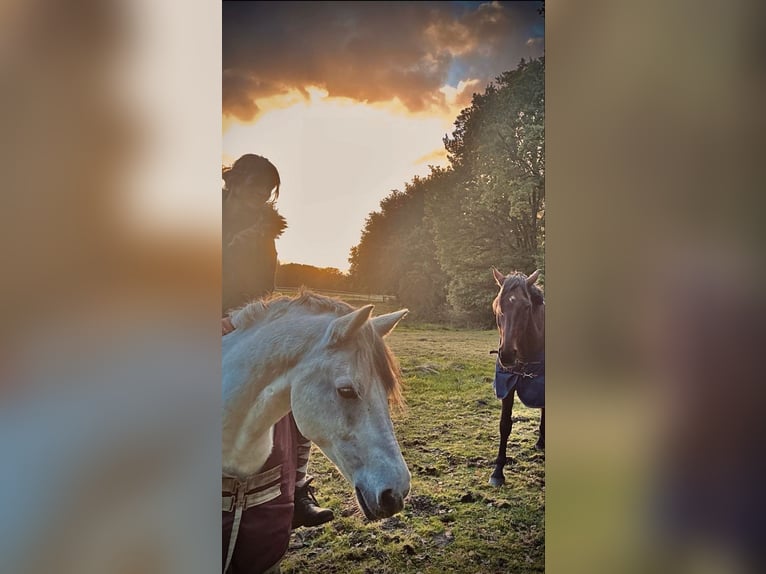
[489,268,545,487]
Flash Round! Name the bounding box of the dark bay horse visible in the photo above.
[489,268,545,487]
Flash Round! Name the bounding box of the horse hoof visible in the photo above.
[488,475,505,487]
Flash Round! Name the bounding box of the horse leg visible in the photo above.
[535,408,545,450]
[489,392,515,487]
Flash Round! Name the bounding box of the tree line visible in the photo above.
[276,263,352,292]
[348,57,545,326]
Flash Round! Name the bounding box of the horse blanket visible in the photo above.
[222,414,298,573]
[493,355,545,408]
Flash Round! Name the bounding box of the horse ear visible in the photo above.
[328,304,375,344]
[527,270,541,286]
[371,309,408,338]
[492,267,506,286]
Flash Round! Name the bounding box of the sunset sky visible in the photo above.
[223,1,544,271]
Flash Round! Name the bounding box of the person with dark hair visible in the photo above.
[222,154,285,313]
[222,154,333,574]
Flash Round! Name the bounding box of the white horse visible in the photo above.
[222,292,411,522]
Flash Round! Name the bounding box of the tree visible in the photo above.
[348,173,448,318]
[349,57,545,325]
[430,58,545,324]
[276,263,351,291]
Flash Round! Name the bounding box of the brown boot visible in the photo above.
[292,477,334,528]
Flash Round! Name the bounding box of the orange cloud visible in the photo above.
[223,2,544,122]
[414,147,449,167]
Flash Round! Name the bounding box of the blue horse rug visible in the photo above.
[493,355,545,408]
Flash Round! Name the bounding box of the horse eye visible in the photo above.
[337,386,358,399]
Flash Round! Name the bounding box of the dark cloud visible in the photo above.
[223,1,544,121]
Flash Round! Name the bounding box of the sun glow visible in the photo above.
[223,89,453,271]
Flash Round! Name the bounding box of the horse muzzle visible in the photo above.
[498,348,517,369]
[354,483,409,520]
[353,462,410,520]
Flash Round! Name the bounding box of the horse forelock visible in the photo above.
[344,324,404,411]
[372,332,405,410]
[498,272,544,307]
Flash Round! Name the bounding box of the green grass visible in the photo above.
[281,326,545,573]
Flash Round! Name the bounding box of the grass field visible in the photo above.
[280,319,545,573]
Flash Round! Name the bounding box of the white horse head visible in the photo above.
[222,292,411,519]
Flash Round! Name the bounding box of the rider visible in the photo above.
[222,154,333,574]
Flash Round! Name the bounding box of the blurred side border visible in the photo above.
[2,0,765,572]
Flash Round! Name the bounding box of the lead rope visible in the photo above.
[224,497,244,574]
[223,316,237,573]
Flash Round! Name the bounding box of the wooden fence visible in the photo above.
[274,286,394,303]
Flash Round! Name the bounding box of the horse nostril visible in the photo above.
[379,488,403,516]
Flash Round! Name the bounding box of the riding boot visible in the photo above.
[292,477,334,528]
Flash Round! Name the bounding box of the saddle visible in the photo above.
[493,355,545,408]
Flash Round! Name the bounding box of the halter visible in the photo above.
[489,349,543,378]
